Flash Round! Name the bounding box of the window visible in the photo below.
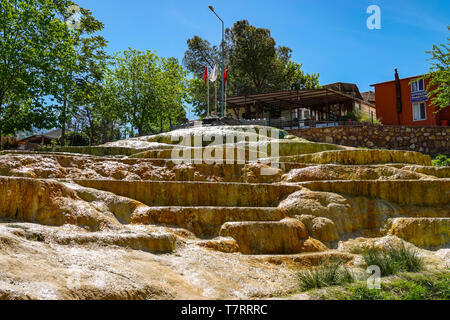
[412,102,426,121]
[304,110,310,119]
[411,78,425,93]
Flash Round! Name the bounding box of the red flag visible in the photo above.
[204,66,208,84]
[223,65,229,84]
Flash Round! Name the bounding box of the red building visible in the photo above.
[371,71,450,126]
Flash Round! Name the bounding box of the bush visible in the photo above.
[361,243,424,276]
[360,113,381,124]
[341,109,380,124]
[343,109,362,122]
[57,131,90,146]
[432,154,450,167]
[297,259,355,291]
[2,139,18,150]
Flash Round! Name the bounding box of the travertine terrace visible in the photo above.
[0,125,448,299]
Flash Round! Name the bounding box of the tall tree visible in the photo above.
[183,20,319,117]
[425,26,449,112]
[0,0,78,148]
[69,81,122,145]
[107,49,187,136]
[226,20,291,94]
[159,57,189,129]
[51,0,108,145]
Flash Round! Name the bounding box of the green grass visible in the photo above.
[361,243,424,276]
[297,259,356,291]
[6,224,23,229]
[294,243,443,300]
[315,272,450,300]
[432,154,450,167]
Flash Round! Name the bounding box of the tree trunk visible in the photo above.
[61,98,67,146]
[110,122,115,142]
[233,107,239,119]
[0,94,3,150]
[89,122,94,146]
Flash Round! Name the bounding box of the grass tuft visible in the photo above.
[297,259,355,291]
[361,242,424,276]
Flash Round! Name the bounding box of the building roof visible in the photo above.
[226,88,374,110]
[42,128,62,139]
[322,82,363,100]
[361,91,375,103]
[370,74,425,87]
[19,128,62,142]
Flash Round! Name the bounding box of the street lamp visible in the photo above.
[208,5,225,118]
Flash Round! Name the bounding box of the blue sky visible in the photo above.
[77,0,449,93]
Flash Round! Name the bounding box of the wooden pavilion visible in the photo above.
[225,83,375,128]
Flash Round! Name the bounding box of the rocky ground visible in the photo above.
[0,125,448,299]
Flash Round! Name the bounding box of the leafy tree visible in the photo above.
[157,57,189,129]
[186,78,210,118]
[183,36,220,78]
[51,0,108,145]
[284,61,320,90]
[183,20,319,117]
[0,0,78,148]
[68,82,123,145]
[107,49,187,136]
[226,20,292,94]
[425,26,450,112]
[56,130,90,146]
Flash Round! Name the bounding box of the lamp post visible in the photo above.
[208,5,225,118]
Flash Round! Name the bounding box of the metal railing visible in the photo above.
[239,118,369,129]
[168,118,375,132]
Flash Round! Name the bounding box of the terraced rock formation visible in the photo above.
[0,125,448,299]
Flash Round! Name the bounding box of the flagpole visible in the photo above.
[223,65,228,117]
[225,81,227,116]
[215,82,217,115]
[207,80,210,117]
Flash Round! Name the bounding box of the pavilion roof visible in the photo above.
[226,88,374,110]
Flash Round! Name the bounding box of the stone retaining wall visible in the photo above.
[289,125,450,156]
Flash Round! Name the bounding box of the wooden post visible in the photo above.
[326,90,330,126]
[244,96,247,119]
[289,105,293,129]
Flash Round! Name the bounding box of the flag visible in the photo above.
[203,66,208,84]
[209,65,217,82]
[223,65,229,84]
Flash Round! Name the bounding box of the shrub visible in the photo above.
[57,131,90,146]
[341,109,380,124]
[432,154,450,167]
[361,243,424,276]
[297,259,355,291]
